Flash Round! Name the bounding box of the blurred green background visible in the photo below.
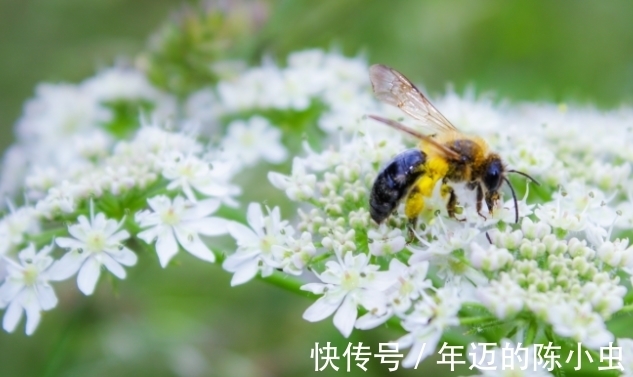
[1,0,633,376]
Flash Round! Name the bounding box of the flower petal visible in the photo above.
[2,299,22,333]
[24,297,42,336]
[137,226,161,245]
[267,171,290,190]
[229,258,259,286]
[101,253,126,279]
[246,203,264,235]
[402,331,440,368]
[47,250,88,281]
[0,280,24,305]
[227,222,259,246]
[222,249,259,272]
[35,283,58,311]
[55,237,85,250]
[108,229,130,244]
[355,311,391,330]
[110,247,138,267]
[300,283,327,295]
[333,295,357,338]
[77,257,101,295]
[174,227,216,263]
[156,229,178,268]
[303,295,343,323]
[181,198,220,220]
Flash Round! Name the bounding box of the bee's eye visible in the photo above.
[484,160,503,190]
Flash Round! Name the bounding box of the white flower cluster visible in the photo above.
[186,49,386,136]
[0,58,291,334]
[211,50,633,373]
[0,118,237,334]
[1,66,174,199]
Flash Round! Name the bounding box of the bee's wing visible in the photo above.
[369,64,458,134]
[368,115,461,161]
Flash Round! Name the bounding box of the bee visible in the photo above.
[367,64,538,236]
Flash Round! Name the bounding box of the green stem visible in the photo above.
[460,315,498,326]
[525,318,539,344]
[309,251,334,266]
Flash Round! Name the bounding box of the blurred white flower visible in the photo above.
[0,206,40,256]
[0,244,57,335]
[220,116,287,167]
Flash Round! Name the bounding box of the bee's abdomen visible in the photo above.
[369,148,426,223]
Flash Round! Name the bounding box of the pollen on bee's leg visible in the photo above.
[404,188,425,219]
[406,217,418,244]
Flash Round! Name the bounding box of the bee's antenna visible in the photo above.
[508,170,540,186]
[503,176,519,224]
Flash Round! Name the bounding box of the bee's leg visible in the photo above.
[441,184,465,222]
[475,183,487,220]
[406,217,418,244]
[404,186,424,244]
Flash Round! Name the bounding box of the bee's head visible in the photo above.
[481,155,505,214]
[482,155,504,193]
[482,154,540,224]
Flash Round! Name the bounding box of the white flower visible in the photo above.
[367,224,406,256]
[535,200,586,232]
[81,66,165,103]
[35,182,77,218]
[469,243,513,271]
[475,273,525,319]
[0,145,28,199]
[397,288,461,368]
[50,208,137,295]
[301,252,391,338]
[161,153,240,203]
[547,302,613,349]
[0,206,40,255]
[0,244,58,335]
[136,196,227,268]
[268,157,317,201]
[356,259,432,330]
[16,83,109,146]
[220,116,287,167]
[272,232,317,275]
[223,203,292,286]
